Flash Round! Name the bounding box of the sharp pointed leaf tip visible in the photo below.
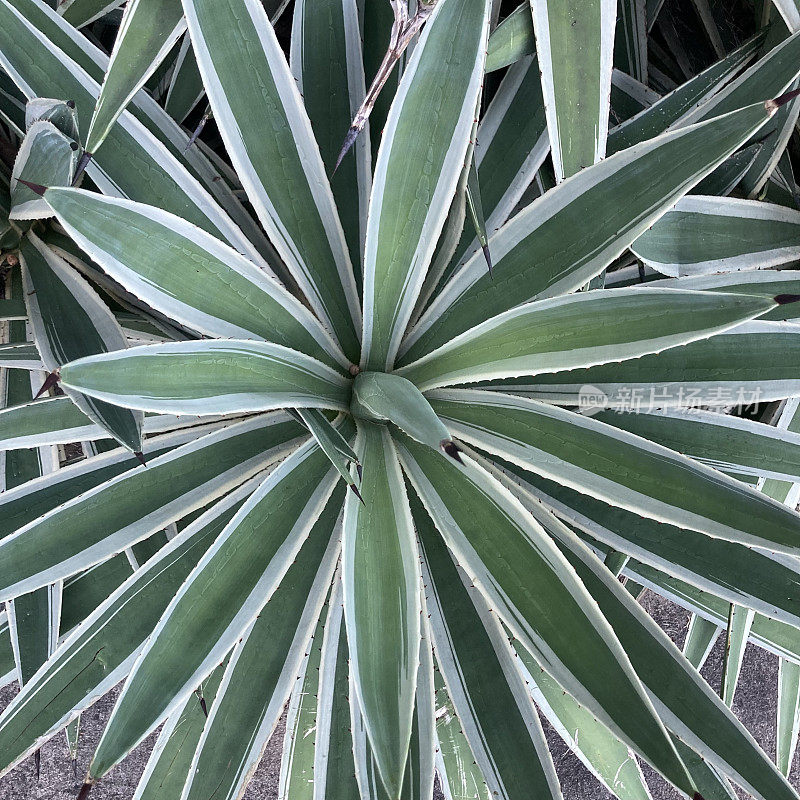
[333,126,360,174]
[199,696,208,717]
[767,88,800,113]
[775,294,800,305]
[34,370,60,399]
[481,243,493,279]
[73,152,93,185]
[440,439,463,464]
[134,451,147,468]
[16,178,47,196]
[34,748,40,782]
[356,462,363,483]
[350,483,365,505]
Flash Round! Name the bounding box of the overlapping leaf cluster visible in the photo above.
[1,1,800,800]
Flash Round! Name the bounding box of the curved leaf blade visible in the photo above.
[20,231,143,451]
[181,0,361,359]
[88,437,340,780]
[60,340,351,416]
[433,389,800,557]
[342,422,421,798]
[86,0,185,154]
[402,101,777,363]
[399,288,774,390]
[0,415,304,600]
[395,435,695,797]
[361,0,490,370]
[41,187,349,370]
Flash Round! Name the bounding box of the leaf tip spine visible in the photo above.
[73,152,93,184]
[440,439,463,464]
[16,178,47,197]
[34,370,60,399]
[333,126,360,175]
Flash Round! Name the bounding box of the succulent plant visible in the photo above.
[2,1,800,800]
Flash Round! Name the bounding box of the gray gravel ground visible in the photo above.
[0,590,797,800]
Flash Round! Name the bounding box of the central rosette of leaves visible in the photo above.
[350,371,462,461]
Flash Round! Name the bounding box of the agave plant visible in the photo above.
[4,0,800,799]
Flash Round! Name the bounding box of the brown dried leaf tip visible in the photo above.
[34,370,60,400]
[440,439,463,464]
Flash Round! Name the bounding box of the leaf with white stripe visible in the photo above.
[395,435,695,797]
[416,499,562,800]
[485,3,535,73]
[683,614,720,671]
[60,340,351,416]
[398,288,774,390]
[401,100,779,363]
[676,30,800,129]
[529,0,616,181]
[631,196,800,276]
[520,320,800,408]
[692,142,763,197]
[613,29,763,155]
[720,604,754,707]
[41,187,348,370]
[86,436,340,782]
[313,579,361,800]
[432,389,800,557]
[0,478,256,778]
[10,120,76,219]
[59,0,125,27]
[3,352,61,693]
[181,0,361,360]
[295,409,359,490]
[623,556,800,668]
[85,0,186,155]
[592,407,800,483]
[132,662,226,800]
[520,656,652,800]
[0,343,43,370]
[20,0,280,271]
[361,0,490,370]
[181,487,341,800]
[342,422,421,798]
[0,396,222,451]
[423,55,549,300]
[0,414,304,601]
[0,0,267,264]
[350,606,436,800]
[492,485,797,800]
[616,0,647,84]
[434,673,490,800]
[290,0,370,279]
[278,608,325,800]
[20,232,144,452]
[499,460,800,630]
[0,425,204,564]
[163,34,204,123]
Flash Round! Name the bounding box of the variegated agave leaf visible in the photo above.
[0,3,799,800]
